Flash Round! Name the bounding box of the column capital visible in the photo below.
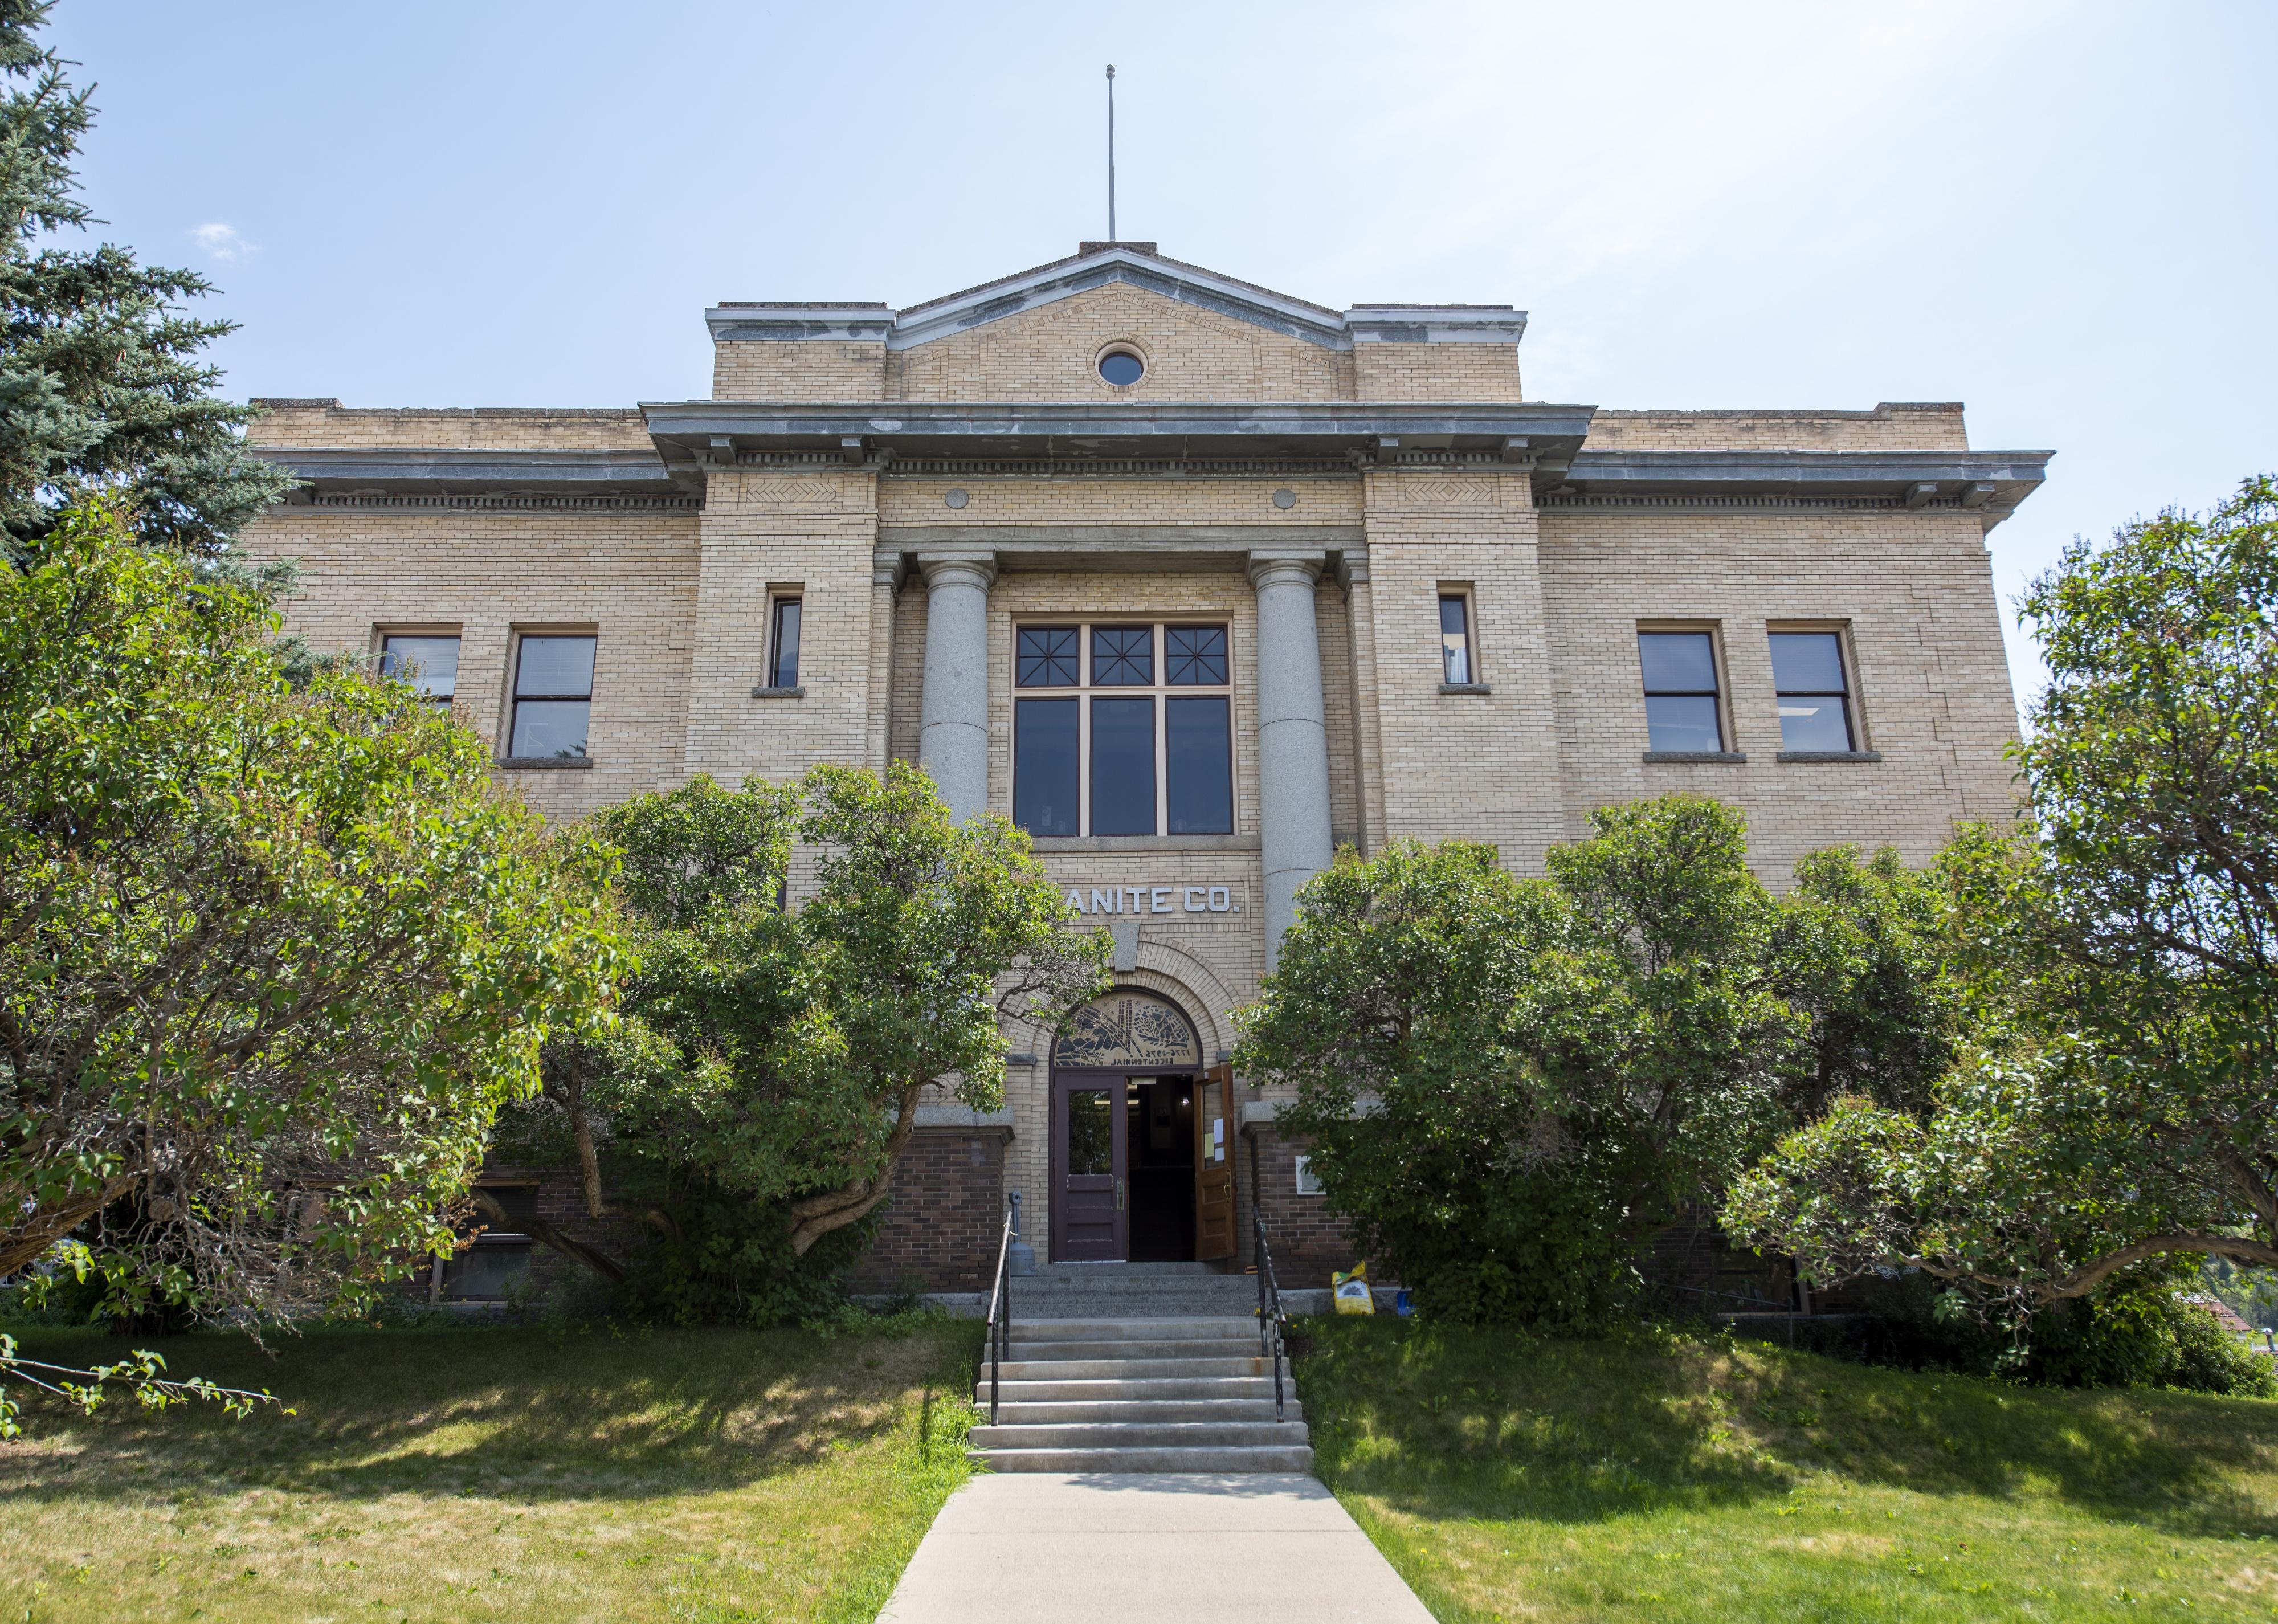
[918,551,998,591]
[1245,550,1325,590]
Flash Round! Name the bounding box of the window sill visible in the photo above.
[1643,750,1747,765]
[1030,834,1260,854]
[1438,682,1492,696]
[1777,749,1883,764]
[751,684,805,699]
[497,756,595,770]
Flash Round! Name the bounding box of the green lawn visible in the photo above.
[0,1316,983,1624]
[1296,1315,2278,1622]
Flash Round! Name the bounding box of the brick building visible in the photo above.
[240,243,2047,1297]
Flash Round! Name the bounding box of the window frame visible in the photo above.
[375,626,462,709]
[1767,622,1864,753]
[1636,622,1732,754]
[1012,618,1236,839]
[505,627,598,762]
[766,590,804,691]
[1437,586,1478,686]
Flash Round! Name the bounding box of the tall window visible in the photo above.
[768,596,802,689]
[1439,593,1473,684]
[379,633,459,707]
[1014,622,1233,838]
[1769,631,1855,751]
[509,634,595,759]
[1638,630,1724,752]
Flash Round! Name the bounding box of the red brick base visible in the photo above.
[1239,1123,1364,1287]
[850,1129,1007,1294]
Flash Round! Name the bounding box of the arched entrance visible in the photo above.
[1048,989,1236,1264]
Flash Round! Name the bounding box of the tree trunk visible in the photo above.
[782,1083,923,1255]
[469,1188,626,1283]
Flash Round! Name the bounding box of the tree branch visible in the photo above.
[468,1189,626,1284]
[781,1082,924,1255]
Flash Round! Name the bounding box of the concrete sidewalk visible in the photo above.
[877,1472,1435,1623]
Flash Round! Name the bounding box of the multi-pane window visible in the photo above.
[1014,622,1234,838]
[1638,631,1725,752]
[509,634,595,759]
[1770,631,1856,751]
[768,596,803,689]
[379,633,459,707]
[1439,594,1473,684]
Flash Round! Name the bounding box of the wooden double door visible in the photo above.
[1051,1064,1236,1263]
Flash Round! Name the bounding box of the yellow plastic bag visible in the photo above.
[1332,1260,1374,1316]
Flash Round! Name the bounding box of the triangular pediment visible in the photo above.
[704,244,1525,355]
[890,244,1349,352]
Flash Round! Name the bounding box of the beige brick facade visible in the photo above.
[240,243,2048,1284]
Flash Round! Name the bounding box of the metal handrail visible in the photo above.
[984,1201,1014,1423]
[1253,1210,1288,1424]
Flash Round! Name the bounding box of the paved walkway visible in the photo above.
[878,1472,1435,1623]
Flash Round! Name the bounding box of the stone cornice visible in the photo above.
[1554,447,2052,528]
[256,445,696,502]
[642,400,1594,479]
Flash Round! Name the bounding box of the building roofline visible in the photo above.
[704,244,1528,354]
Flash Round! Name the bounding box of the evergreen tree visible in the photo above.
[0,1,285,555]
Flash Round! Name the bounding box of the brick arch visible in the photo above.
[1123,944,1242,1062]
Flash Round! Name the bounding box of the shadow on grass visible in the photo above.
[1293,1315,2278,1540]
[0,1319,985,1506]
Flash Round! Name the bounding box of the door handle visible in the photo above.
[1116,1177,1125,1211]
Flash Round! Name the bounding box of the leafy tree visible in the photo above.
[1728,476,2278,1323]
[1,1,287,554]
[1236,796,1953,1327]
[0,501,622,1327]
[497,765,1107,1321]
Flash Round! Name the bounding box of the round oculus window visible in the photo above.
[1097,349,1144,386]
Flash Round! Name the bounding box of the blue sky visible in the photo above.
[45,1,2278,709]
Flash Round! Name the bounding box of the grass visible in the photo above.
[1295,1315,2278,1623]
[0,1315,984,1624]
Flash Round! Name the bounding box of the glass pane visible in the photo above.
[1166,696,1233,835]
[1165,625,1227,685]
[1089,697,1157,836]
[770,600,802,688]
[1014,697,1079,837]
[1440,597,1471,684]
[1091,626,1153,687]
[1017,626,1079,688]
[1778,697,1855,753]
[1769,631,1847,695]
[515,635,595,699]
[510,699,590,758]
[1099,350,1144,386]
[380,635,459,700]
[1644,693,1723,753]
[1638,631,1717,695]
[1067,1088,1113,1176]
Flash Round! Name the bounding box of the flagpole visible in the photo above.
[1106,64,1117,242]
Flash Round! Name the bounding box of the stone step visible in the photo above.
[1001,1316,1264,1341]
[1009,1300,1273,1320]
[1004,1337,1263,1362]
[970,1445,1316,1474]
[987,1356,1268,1381]
[970,1420,1311,1450]
[979,1398,1304,1425]
[1022,1262,1218,1278]
[975,1376,1283,1403]
[1011,1278,1263,1294]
